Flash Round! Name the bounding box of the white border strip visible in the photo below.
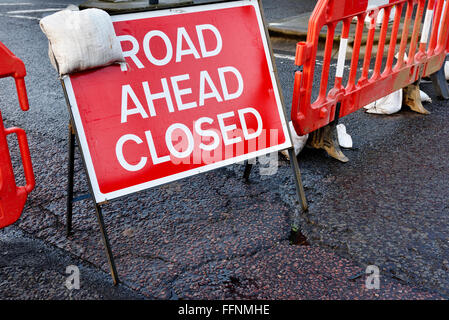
[336,38,348,78]
[420,9,434,44]
[438,0,447,36]
[64,0,291,203]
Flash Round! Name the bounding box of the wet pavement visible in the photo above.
[0,0,448,299]
[0,227,143,299]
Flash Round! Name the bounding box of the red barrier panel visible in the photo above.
[292,0,449,135]
[0,42,34,229]
[0,112,35,228]
[0,41,29,111]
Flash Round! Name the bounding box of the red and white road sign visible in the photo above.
[64,0,292,203]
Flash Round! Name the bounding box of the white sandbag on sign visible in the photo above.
[40,8,125,75]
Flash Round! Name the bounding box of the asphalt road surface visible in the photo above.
[0,0,448,299]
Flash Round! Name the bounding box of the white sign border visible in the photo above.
[64,0,292,203]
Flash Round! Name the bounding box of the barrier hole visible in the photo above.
[379,6,398,74]
[339,19,358,89]
[359,9,382,81]
[349,15,367,89]
[5,132,26,189]
[329,21,345,91]
[406,1,424,62]
[310,25,329,103]
[393,1,413,69]
[432,0,449,52]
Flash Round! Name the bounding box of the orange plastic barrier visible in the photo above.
[0,112,35,229]
[0,41,34,229]
[0,42,29,111]
[292,0,449,135]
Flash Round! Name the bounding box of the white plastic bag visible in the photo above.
[364,89,403,115]
[337,124,353,149]
[364,87,431,115]
[40,8,125,75]
[420,90,432,103]
[281,121,308,159]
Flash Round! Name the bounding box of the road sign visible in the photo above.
[64,0,292,203]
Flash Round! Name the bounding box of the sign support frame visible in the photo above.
[246,0,309,213]
[64,119,120,284]
[60,0,308,285]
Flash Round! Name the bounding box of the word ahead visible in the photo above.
[64,0,291,203]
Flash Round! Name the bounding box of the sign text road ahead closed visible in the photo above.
[64,0,291,203]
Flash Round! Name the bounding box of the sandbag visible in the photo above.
[364,89,403,115]
[420,90,432,103]
[281,121,309,159]
[40,8,125,75]
[364,87,432,115]
[336,124,352,149]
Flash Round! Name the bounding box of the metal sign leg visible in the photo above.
[287,148,308,212]
[66,123,75,237]
[94,203,120,285]
[65,121,120,285]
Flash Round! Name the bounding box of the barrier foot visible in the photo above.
[403,82,430,114]
[66,124,75,237]
[307,124,349,163]
[94,203,120,286]
[429,63,449,100]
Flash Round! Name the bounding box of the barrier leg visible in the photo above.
[94,203,120,285]
[403,81,430,114]
[429,57,449,100]
[307,103,349,163]
[66,123,75,237]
